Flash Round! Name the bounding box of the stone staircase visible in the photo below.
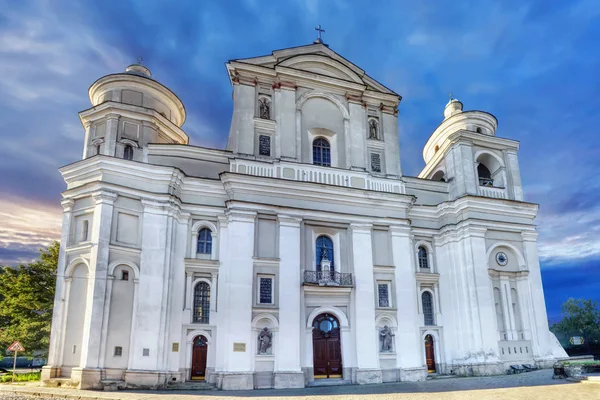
[307,378,353,387]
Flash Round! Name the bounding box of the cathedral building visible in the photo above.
[42,40,566,390]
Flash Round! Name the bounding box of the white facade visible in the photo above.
[42,43,566,390]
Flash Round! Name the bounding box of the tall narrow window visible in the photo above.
[259,135,271,156]
[312,138,331,167]
[370,153,382,173]
[258,276,274,304]
[81,220,89,242]
[378,282,390,308]
[418,246,429,269]
[315,235,334,271]
[197,228,212,255]
[422,291,434,326]
[193,282,210,323]
[123,144,134,160]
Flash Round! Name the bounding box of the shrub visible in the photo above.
[0,371,41,383]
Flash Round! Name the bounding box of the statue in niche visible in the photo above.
[369,119,378,139]
[259,97,270,120]
[380,325,394,352]
[258,327,272,354]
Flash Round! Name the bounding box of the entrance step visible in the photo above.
[167,381,216,390]
[427,374,454,380]
[101,380,125,391]
[307,378,353,387]
[44,378,78,388]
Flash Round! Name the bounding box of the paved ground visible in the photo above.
[0,370,598,400]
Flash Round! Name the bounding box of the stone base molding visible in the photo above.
[274,371,305,389]
[355,368,383,384]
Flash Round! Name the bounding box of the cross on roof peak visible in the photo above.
[314,24,325,44]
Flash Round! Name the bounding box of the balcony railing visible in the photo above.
[230,158,404,194]
[303,270,353,287]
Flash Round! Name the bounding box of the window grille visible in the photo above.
[121,270,129,281]
[371,153,382,173]
[197,228,212,255]
[312,138,331,166]
[114,346,123,356]
[193,282,210,323]
[259,277,273,304]
[259,135,271,156]
[418,246,429,269]
[422,291,434,326]
[378,283,390,307]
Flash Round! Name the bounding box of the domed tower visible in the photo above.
[80,61,188,161]
[418,98,524,201]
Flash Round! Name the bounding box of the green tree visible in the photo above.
[551,298,600,342]
[0,242,58,358]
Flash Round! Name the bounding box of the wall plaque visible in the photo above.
[172,342,179,352]
[233,342,246,352]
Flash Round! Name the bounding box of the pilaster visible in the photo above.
[103,114,119,156]
[276,86,297,160]
[348,101,366,170]
[215,209,256,389]
[46,198,75,368]
[79,191,117,369]
[390,224,423,371]
[82,121,92,159]
[274,215,304,388]
[350,223,382,384]
[382,112,401,177]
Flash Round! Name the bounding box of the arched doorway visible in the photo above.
[191,335,208,380]
[424,334,436,373]
[312,313,342,379]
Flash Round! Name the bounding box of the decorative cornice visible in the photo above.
[92,190,117,205]
[277,214,302,227]
[226,209,257,223]
[349,222,373,234]
[521,231,538,242]
[389,224,411,237]
[61,198,75,212]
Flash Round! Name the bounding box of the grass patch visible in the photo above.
[562,360,600,366]
[0,371,41,383]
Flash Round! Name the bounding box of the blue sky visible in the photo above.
[0,0,599,323]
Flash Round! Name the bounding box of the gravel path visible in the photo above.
[0,370,598,400]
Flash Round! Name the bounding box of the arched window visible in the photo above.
[193,282,210,323]
[312,138,331,167]
[197,228,212,255]
[315,235,334,270]
[418,246,429,269]
[422,291,434,326]
[123,144,133,160]
[81,220,89,242]
[477,164,493,187]
[476,127,483,134]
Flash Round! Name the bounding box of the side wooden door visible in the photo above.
[191,336,208,380]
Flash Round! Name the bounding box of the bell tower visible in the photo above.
[419,99,524,201]
[80,61,188,162]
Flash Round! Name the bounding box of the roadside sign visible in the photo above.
[569,336,584,345]
[7,341,24,352]
[7,341,24,383]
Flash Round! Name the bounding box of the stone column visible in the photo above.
[343,118,351,169]
[215,210,256,390]
[128,200,170,374]
[77,191,116,386]
[43,199,75,379]
[210,272,218,312]
[350,223,382,384]
[521,231,552,360]
[274,215,304,388]
[390,224,425,381]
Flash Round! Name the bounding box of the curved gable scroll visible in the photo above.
[278,55,364,84]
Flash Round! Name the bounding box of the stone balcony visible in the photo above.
[230,158,404,194]
[303,270,354,287]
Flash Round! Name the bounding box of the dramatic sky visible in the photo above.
[0,0,599,322]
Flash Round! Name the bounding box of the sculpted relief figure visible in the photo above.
[369,119,378,139]
[258,327,272,354]
[259,98,270,120]
[380,325,394,352]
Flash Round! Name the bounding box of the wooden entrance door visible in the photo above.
[312,313,342,379]
[425,334,436,373]
[191,335,208,380]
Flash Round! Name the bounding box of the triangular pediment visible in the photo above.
[231,43,398,96]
